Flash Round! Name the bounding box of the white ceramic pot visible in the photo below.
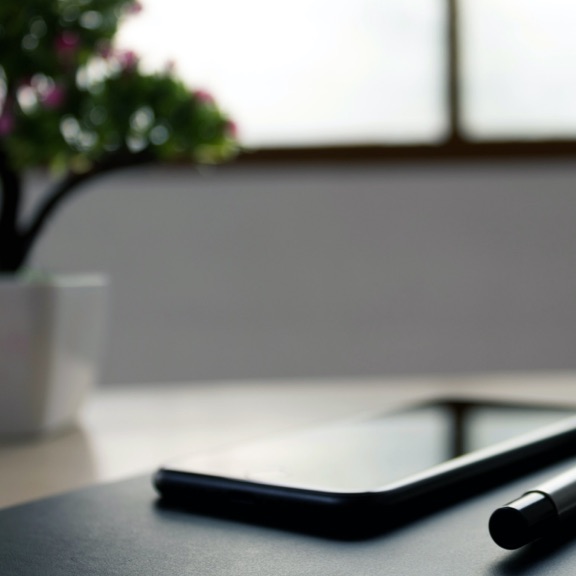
[0,273,108,437]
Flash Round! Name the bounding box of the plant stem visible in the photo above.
[0,148,24,273]
[17,150,155,270]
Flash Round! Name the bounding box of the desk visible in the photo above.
[4,373,576,576]
[2,372,576,510]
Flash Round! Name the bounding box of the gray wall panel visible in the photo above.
[28,161,576,383]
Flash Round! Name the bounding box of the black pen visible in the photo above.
[489,466,576,549]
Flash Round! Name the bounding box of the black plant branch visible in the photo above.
[0,147,25,272]
[0,149,155,273]
[0,148,21,232]
[14,149,156,270]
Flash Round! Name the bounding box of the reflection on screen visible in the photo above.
[174,402,575,492]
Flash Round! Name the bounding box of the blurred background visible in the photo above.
[29,0,576,384]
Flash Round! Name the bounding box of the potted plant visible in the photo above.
[0,0,238,436]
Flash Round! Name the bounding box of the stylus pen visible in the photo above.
[489,465,576,550]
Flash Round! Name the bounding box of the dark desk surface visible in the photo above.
[4,458,576,575]
[4,373,576,574]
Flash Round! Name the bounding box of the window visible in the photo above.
[118,0,576,154]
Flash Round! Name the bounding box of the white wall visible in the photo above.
[29,160,576,384]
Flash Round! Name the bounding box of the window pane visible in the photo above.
[460,0,576,139]
[117,0,447,147]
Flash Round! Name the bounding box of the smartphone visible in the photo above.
[154,398,576,536]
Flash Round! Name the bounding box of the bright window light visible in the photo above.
[460,0,576,139]
[117,0,448,147]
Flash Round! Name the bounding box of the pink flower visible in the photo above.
[0,111,15,136]
[117,49,139,71]
[164,59,176,74]
[97,41,114,60]
[125,1,143,14]
[41,85,66,109]
[225,119,238,139]
[194,89,214,105]
[55,31,80,60]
